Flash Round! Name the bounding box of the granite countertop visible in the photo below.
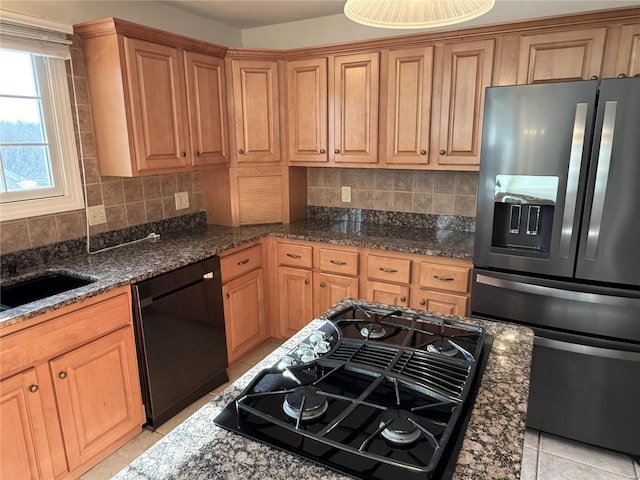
[113,298,533,480]
[0,219,474,330]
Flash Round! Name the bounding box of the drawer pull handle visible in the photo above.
[400,296,407,303]
[419,299,426,306]
[329,260,347,265]
[379,267,398,273]
[29,384,39,393]
[320,282,326,287]
[286,253,302,259]
[237,259,250,265]
[433,275,455,281]
[58,371,68,380]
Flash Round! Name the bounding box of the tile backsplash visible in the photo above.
[307,168,478,217]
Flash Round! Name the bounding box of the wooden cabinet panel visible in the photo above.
[124,37,190,172]
[314,272,358,316]
[333,52,379,164]
[234,166,285,225]
[220,243,263,283]
[50,327,144,470]
[278,266,314,337]
[364,281,409,307]
[287,58,328,163]
[410,289,468,316]
[222,268,267,364]
[277,242,313,269]
[384,46,434,166]
[366,254,411,284]
[0,369,54,480]
[230,59,281,164]
[417,262,470,294]
[615,24,640,77]
[436,39,494,167]
[184,51,228,166]
[318,248,359,276]
[517,28,607,84]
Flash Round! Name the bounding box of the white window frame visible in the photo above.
[0,13,84,221]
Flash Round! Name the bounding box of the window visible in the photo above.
[0,13,84,221]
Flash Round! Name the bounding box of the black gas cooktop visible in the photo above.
[214,303,492,480]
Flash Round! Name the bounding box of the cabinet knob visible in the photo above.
[590,75,599,80]
[181,151,187,158]
[320,149,326,154]
[420,149,427,155]
[400,297,407,303]
[334,149,340,154]
[58,371,68,380]
[29,384,39,393]
[239,149,245,155]
[195,150,201,157]
[304,279,310,285]
[320,282,326,288]
[225,293,230,299]
[439,149,446,156]
[419,299,426,306]
[617,73,627,78]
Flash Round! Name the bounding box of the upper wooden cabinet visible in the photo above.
[433,39,494,167]
[516,28,607,84]
[228,58,281,165]
[75,18,229,176]
[332,52,380,165]
[615,24,640,77]
[382,46,434,166]
[286,58,328,163]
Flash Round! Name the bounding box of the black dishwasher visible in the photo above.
[132,256,228,428]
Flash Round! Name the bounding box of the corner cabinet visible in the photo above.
[74,18,228,176]
[615,24,640,77]
[0,287,144,479]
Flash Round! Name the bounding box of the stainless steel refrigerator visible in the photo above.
[471,77,640,458]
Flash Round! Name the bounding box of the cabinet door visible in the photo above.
[364,281,409,308]
[517,28,607,84]
[615,24,640,77]
[287,58,328,163]
[384,47,434,166]
[184,51,228,167]
[436,39,494,167]
[0,369,54,480]
[410,289,468,316]
[314,272,358,317]
[124,37,190,172]
[333,52,379,164]
[278,266,314,337]
[222,268,267,364]
[230,59,281,164]
[50,327,144,470]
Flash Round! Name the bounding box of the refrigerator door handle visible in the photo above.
[584,101,617,261]
[475,273,639,307]
[559,103,589,258]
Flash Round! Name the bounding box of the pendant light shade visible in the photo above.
[343,0,496,29]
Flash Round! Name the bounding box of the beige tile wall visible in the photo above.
[307,168,478,217]
[0,36,202,254]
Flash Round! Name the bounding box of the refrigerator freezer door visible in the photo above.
[576,77,640,287]
[474,81,597,278]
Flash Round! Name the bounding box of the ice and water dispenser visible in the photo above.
[491,175,558,257]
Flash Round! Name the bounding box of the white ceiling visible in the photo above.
[161,0,640,30]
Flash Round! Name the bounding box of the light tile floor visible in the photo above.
[79,340,282,480]
[81,340,640,480]
[521,429,640,480]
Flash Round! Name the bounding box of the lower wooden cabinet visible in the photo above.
[314,272,359,317]
[410,288,468,315]
[364,280,410,307]
[278,266,314,337]
[0,287,144,480]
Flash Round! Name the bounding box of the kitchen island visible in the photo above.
[113,298,532,480]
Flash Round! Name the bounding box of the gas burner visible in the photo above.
[426,341,458,357]
[361,323,387,339]
[283,386,328,421]
[380,411,422,445]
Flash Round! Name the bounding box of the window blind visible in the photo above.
[0,10,72,59]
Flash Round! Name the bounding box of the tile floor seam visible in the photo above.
[538,450,636,479]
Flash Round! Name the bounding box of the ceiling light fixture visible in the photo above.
[343,0,496,29]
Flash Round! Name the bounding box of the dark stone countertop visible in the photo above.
[0,220,474,330]
[113,298,533,480]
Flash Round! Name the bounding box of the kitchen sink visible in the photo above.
[0,272,96,311]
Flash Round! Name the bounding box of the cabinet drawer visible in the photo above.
[318,248,358,276]
[277,242,313,269]
[220,243,263,283]
[418,262,470,294]
[366,255,411,284]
